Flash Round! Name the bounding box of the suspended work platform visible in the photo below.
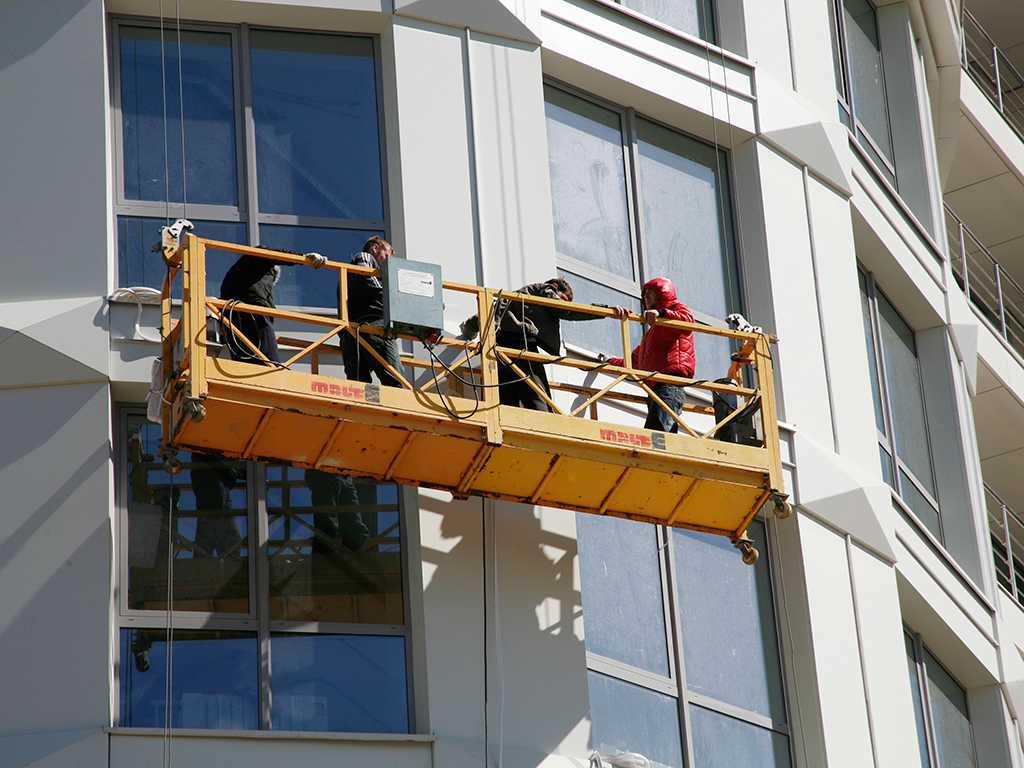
[156,234,789,562]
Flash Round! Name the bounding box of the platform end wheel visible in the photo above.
[772,494,793,519]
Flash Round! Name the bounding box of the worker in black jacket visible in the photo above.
[219,247,327,363]
[462,278,624,411]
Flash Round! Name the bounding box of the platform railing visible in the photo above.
[159,234,777,452]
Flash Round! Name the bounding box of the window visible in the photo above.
[118,409,411,732]
[905,630,979,768]
[830,0,896,185]
[860,270,941,538]
[544,84,741,375]
[112,20,387,308]
[577,514,791,767]
[612,0,716,43]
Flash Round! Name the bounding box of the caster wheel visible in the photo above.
[772,495,793,519]
[741,543,759,565]
[186,399,206,423]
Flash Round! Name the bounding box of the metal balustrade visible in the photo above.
[962,8,1024,141]
[987,483,1024,604]
[944,204,1024,357]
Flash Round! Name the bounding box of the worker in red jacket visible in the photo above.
[608,277,695,433]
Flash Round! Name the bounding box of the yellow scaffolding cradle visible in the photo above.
[156,234,790,563]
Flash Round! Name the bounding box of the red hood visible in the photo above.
[643,277,678,309]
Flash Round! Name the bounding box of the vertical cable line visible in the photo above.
[156,2,174,764]
[698,3,744,335]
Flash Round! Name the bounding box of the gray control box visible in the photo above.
[382,258,444,339]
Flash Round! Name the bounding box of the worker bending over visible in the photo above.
[461,278,625,411]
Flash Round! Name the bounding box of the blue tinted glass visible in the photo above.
[576,513,670,677]
[674,521,785,721]
[690,705,791,768]
[125,416,250,614]
[271,634,408,733]
[118,216,247,292]
[119,26,238,205]
[251,32,382,221]
[588,671,683,768]
[258,225,383,309]
[119,628,258,728]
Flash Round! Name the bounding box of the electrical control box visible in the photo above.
[382,258,444,339]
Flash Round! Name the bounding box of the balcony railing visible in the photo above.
[987,483,1024,605]
[944,204,1024,357]
[962,8,1024,141]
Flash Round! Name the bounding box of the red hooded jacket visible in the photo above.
[609,278,695,378]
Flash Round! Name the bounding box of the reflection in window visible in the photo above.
[267,467,403,625]
[113,21,386,309]
[120,629,259,729]
[545,84,740,375]
[271,634,408,733]
[118,408,410,733]
[578,517,790,766]
[126,416,249,613]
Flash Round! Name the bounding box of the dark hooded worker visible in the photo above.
[461,277,626,411]
[219,247,327,364]
[607,277,695,433]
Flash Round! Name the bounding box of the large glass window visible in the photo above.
[577,514,791,767]
[906,630,979,768]
[119,409,410,732]
[830,0,896,185]
[113,20,386,309]
[613,0,717,43]
[544,84,741,376]
[860,269,940,538]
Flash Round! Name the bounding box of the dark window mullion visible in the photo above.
[239,23,261,248]
[252,462,273,729]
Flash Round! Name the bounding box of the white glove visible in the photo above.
[306,252,327,269]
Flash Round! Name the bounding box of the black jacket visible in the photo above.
[467,282,605,355]
[220,254,284,307]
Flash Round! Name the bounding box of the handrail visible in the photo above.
[161,234,776,448]
[985,482,1024,605]
[962,8,1024,141]
[944,202,1024,357]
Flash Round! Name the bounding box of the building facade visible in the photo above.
[1,0,1023,766]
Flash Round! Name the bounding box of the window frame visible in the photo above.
[579,517,794,767]
[544,79,745,335]
[114,404,417,732]
[860,269,942,537]
[905,628,980,768]
[109,17,391,308]
[829,0,898,186]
